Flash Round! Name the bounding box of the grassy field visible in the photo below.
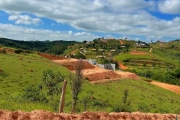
[0,52,180,114]
[0,53,69,97]
[114,53,152,62]
[113,44,180,86]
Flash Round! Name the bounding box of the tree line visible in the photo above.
[0,38,80,55]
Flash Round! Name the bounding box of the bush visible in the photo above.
[22,85,48,103]
[21,70,64,105]
[14,49,23,54]
[0,49,6,54]
[123,58,130,62]
[71,53,86,59]
[112,106,121,112]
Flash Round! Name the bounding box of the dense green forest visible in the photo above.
[0,38,80,55]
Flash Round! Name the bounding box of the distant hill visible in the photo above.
[0,38,80,55]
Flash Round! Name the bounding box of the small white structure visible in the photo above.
[99,49,104,52]
[96,55,106,58]
[87,59,97,65]
[98,63,115,71]
[110,49,116,52]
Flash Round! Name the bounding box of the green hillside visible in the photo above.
[62,38,180,85]
[0,51,180,114]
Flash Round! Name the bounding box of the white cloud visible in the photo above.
[8,14,42,25]
[158,0,180,14]
[68,31,73,35]
[74,32,93,36]
[0,23,97,41]
[0,0,180,41]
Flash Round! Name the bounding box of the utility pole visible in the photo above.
[33,39,35,51]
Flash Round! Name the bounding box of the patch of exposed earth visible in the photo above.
[0,110,179,120]
[53,59,95,71]
[130,51,147,55]
[53,58,139,82]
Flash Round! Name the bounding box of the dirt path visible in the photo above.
[151,81,180,94]
[113,58,128,70]
[118,62,128,70]
[90,78,121,84]
[68,49,78,56]
[149,48,152,52]
[0,110,179,120]
[119,40,124,45]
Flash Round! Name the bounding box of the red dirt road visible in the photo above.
[118,62,128,70]
[0,110,179,120]
[151,81,180,94]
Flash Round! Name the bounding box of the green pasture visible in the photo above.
[0,52,180,114]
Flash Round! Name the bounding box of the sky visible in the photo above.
[0,0,180,42]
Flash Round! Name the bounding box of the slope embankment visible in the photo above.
[0,110,179,120]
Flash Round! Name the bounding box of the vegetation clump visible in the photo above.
[21,70,64,110]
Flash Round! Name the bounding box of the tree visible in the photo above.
[70,59,84,113]
[120,89,132,112]
[41,70,64,97]
[22,70,64,104]
[83,40,87,44]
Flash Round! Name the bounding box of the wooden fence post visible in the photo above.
[59,80,67,113]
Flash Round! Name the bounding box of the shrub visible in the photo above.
[123,58,130,62]
[112,106,121,112]
[119,89,132,112]
[14,49,23,54]
[71,53,86,59]
[22,84,48,103]
[0,49,6,54]
[21,70,64,105]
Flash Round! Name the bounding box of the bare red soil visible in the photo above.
[113,58,128,70]
[130,51,147,55]
[0,48,14,53]
[0,110,179,120]
[86,71,120,81]
[116,71,140,80]
[53,59,95,71]
[118,62,128,70]
[38,53,67,60]
[119,40,124,45]
[40,53,139,82]
[69,49,78,55]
